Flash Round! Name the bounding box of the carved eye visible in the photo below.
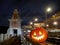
[39,31,42,35]
[33,32,36,36]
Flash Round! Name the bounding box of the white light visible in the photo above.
[46,24,49,27]
[30,22,33,25]
[34,23,37,25]
[24,31,26,32]
[27,30,31,32]
[53,21,58,25]
[35,18,38,21]
[46,7,51,12]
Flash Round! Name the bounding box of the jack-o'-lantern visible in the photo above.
[30,27,48,43]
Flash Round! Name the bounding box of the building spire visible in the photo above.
[12,9,19,19]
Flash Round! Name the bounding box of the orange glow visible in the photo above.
[32,34,44,40]
[39,31,42,35]
[30,27,48,43]
[33,32,36,36]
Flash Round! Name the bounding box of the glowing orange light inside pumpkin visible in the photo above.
[30,27,48,43]
[39,31,42,35]
[34,32,36,36]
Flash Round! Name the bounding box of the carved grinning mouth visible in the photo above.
[32,35,44,41]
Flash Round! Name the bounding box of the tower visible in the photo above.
[7,9,21,37]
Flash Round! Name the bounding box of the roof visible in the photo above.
[12,9,20,19]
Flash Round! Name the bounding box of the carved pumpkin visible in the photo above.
[30,27,48,43]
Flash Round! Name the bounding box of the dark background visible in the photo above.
[0,0,60,26]
[0,0,60,33]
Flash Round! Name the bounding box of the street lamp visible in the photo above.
[34,18,38,22]
[46,7,51,12]
[53,21,58,26]
[45,7,52,29]
[30,22,33,25]
[53,21,58,29]
[34,18,39,28]
[46,24,49,27]
[29,18,38,29]
[30,22,33,29]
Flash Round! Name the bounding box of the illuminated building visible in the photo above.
[7,9,21,37]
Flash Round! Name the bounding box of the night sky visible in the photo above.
[0,0,60,26]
